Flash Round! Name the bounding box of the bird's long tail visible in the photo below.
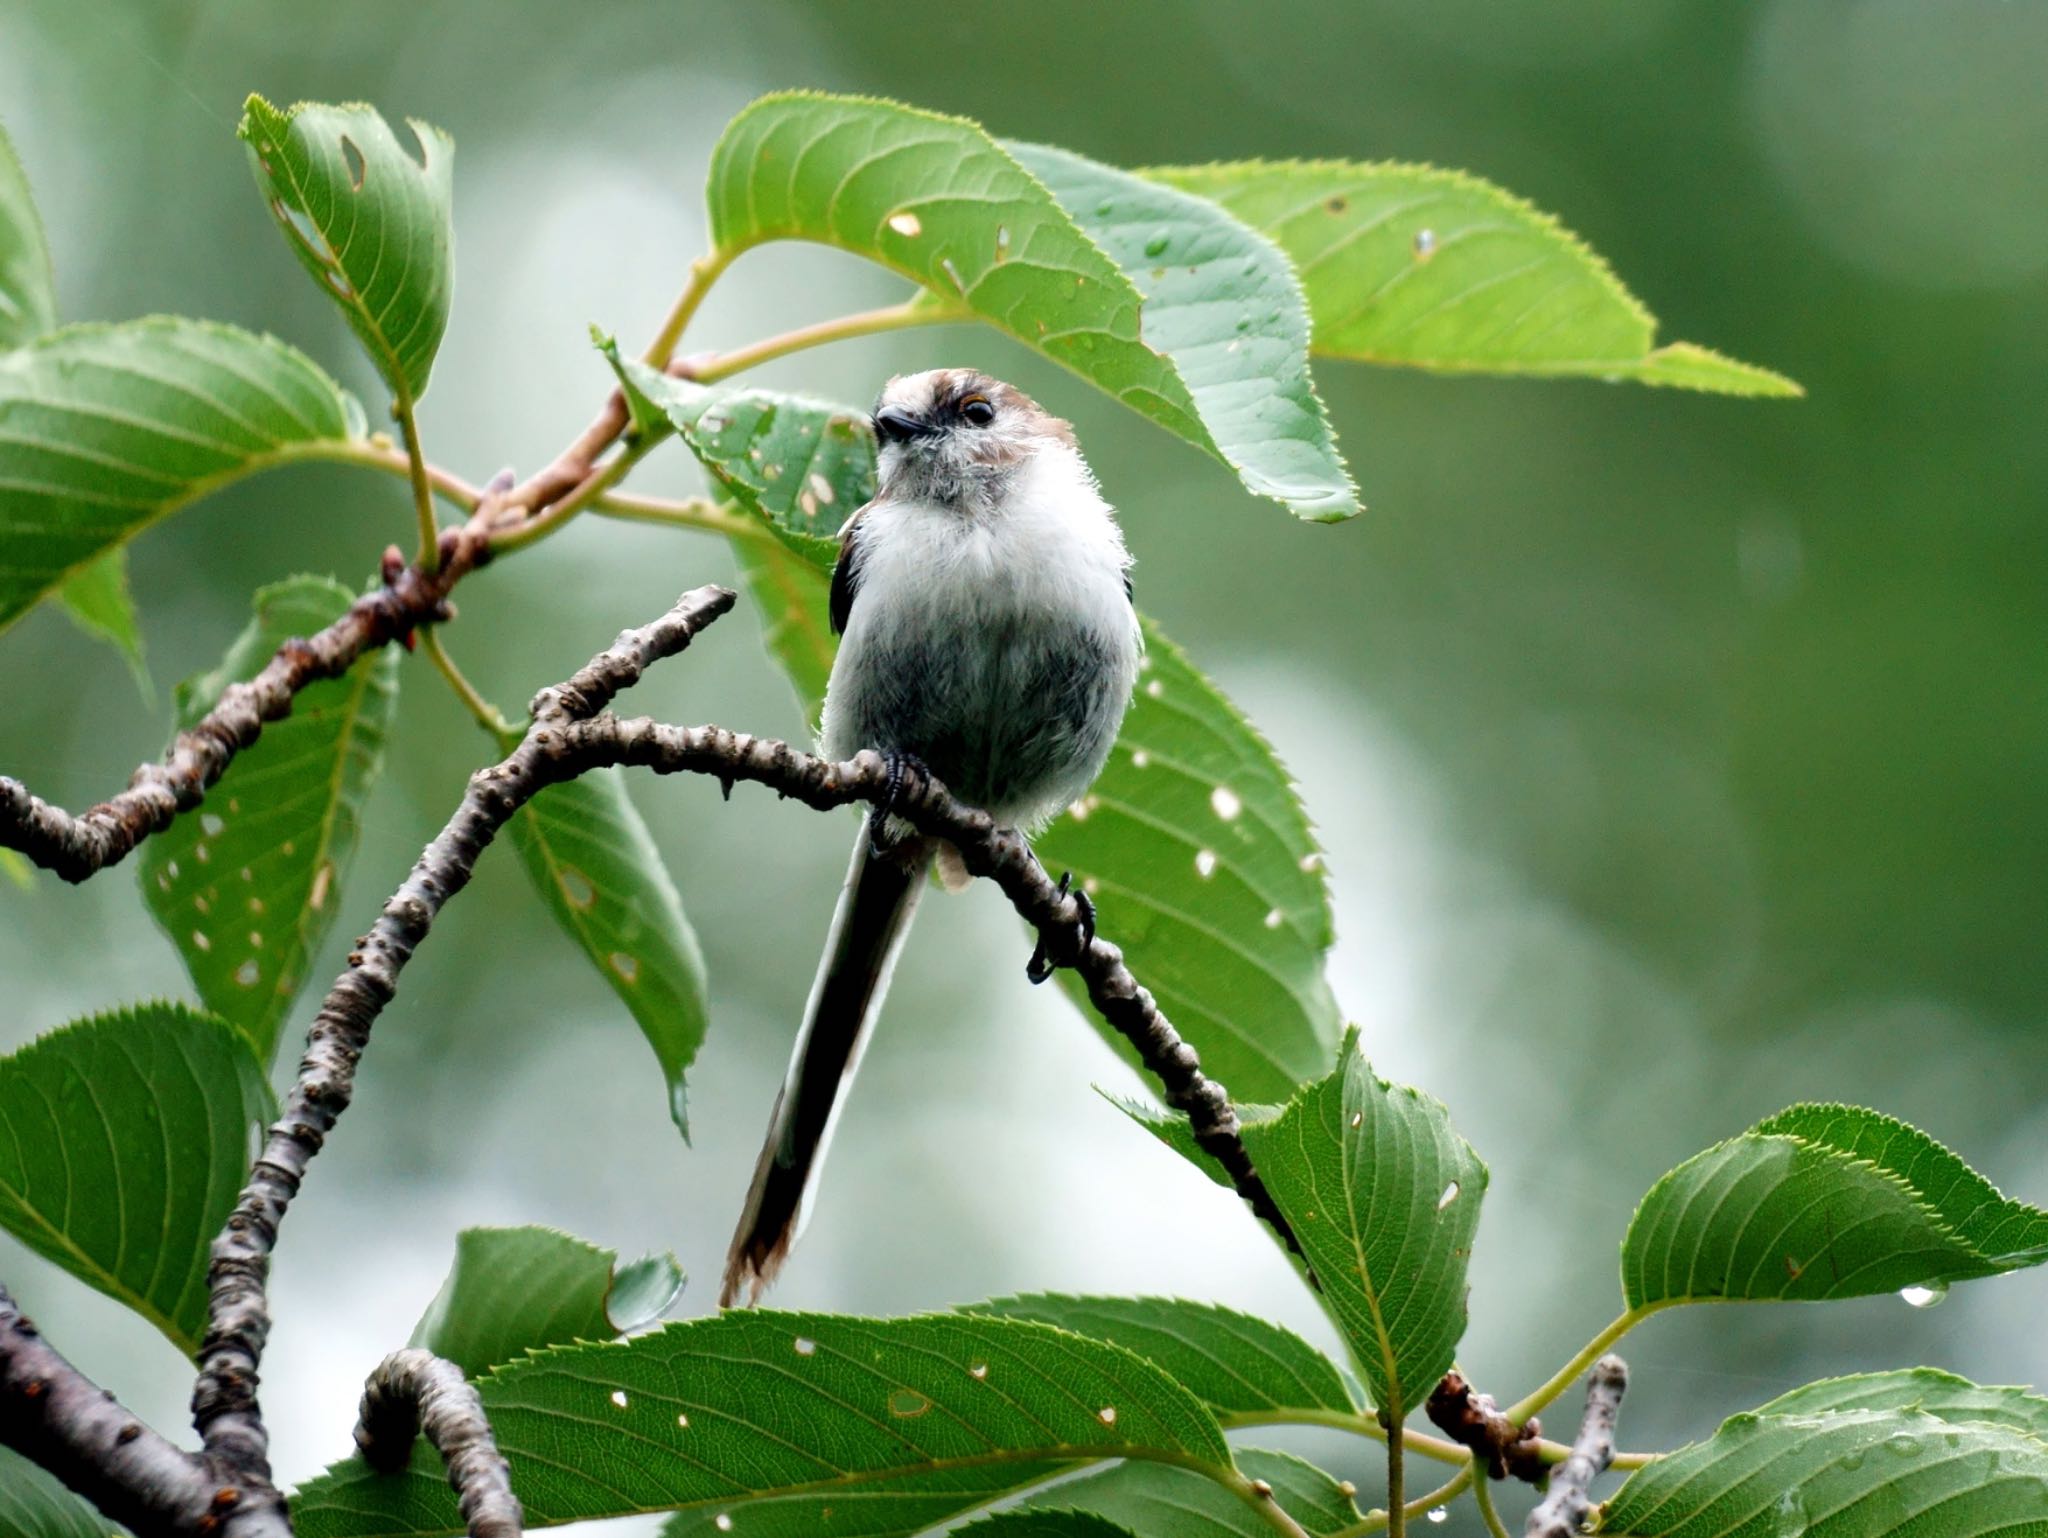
[720,826,931,1306]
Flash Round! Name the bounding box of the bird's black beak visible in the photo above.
[872,407,930,445]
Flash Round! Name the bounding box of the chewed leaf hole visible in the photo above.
[609,951,640,985]
[340,134,366,191]
[557,866,596,910]
[887,1387,931,1418]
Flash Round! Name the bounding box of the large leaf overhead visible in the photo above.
[0,1004,274,1357]
[1621,1103,2048,1308]
[410,1225,683,1377]
[239,96,455,402]
[508,770,712,1140]
[702,92,1354,520]
[140,576,399,1065]
[1007,141,1356,519]
[1148,161,1800,396]
[1601,1408,2048,1538]
[0,122,56,347]
[0,318,365,630]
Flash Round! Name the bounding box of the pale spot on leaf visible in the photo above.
[886,210,922,237]
[609,951,641,985]
[1210,786,1242,820]
[1194,849,1218,878]
[556,866,596,911]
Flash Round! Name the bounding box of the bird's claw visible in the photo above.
[1026,871,1095,985]
[868,749,929,856]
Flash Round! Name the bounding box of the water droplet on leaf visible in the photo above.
[1899,1281,1948,1309]
[969,1361,989,1379]
[1426,1507,1448,1524]
[1413,227,1437,260]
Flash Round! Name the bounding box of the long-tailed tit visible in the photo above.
[720,369,1140,1306]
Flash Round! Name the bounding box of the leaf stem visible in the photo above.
[686,295,970,383]
[1506,1306,1659,1426]
[1223,1470,1314,1538]
[1227,1406,1655,1472]
[1471,1460,1512,1538]
[1386,1411,1406,1538]
[488,441,650,556]
[394,394,441,569]
[644,250,735,368]
[1334,1465,1474,1538]
[591,490,766,542]
[419,628,522,746]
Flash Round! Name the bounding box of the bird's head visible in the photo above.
[870,368,1076,509]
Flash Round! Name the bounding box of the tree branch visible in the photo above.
[356,1351,521,1538]
[1427,1370,1547,1484]
[0,1283,251,1537]
[190,585,738,1495]
[1524,1356,1628,1538]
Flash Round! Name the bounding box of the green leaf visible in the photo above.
[1027,1448,1362,1537]
[409,1226,683,1378]
[971,1294,1356,1424]
[0,317,366,633]
[0,1447,116,1538]
[1758,1369,2048,1443]
[1600,1409,2048,1538]
[729,531,837,731]
[0,122,57,348]
[1620,1103,2048,1309]
[1036,620,1340,1103]
[1148,161,1800,397]
[703,92,1347,520]
[0,1003,274,1356]
[56,547,149,693]
[1007,141,1356,520]
[140,576,398,1065]
[289,1311,1233,1537]
[508,769,711,1140]
[238,96,455,403]
[0,847,32,890]
[957,1516,1138,1538]
[663,1465,1081,1538]
[1133,1030,1487,1419]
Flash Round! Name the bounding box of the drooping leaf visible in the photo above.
[0,1003,274,1356]
[1620,1103,2048,1309]
[1148,161,1800,397]
[703,92,1349,519]
[56,547,149,692]
[238,95,455,402]
[1758,1369,2048,1443]
[0,1447,116,1538]
[140,576,398,1065]
[289,1311,1233,1537]
[409,1226,683,1378]
[1036,620,1340,1103]
[508,769,711,1140]
[729,531,836,731]
[1008,141,1356,520]
[971,1294,1356,1424]
[1026,1448,1363,1538]
[1601,1409,2048,1538]
[0,318,365,631]
[0,122,57,348]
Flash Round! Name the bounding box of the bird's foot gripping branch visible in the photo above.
[4,79,2043,1538]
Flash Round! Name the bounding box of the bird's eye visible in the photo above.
[960,396,996,427]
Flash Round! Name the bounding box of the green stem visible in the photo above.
[591,490,767,541]
[1225,1471,1313,1538]
[488,442,650,556]
[393,394,441,569]
[1386,1412,1406,1538]
[1224,1406,1658,1472]
[1506,1306,1660,1426]
[687,295,970,382]
[1334,1465,1474,1538]
[419,628,522,746]
[1471,1461,1512,1538]
[644,249,735,368]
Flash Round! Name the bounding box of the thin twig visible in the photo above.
[190,586,738,1493]
[356,1350,521,1538]
[1524,1356,1628,1538]
[1472,1457,1513,1538]
[0,1284,265,1537]
[395,396,442,570]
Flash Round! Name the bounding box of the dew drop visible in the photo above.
[609,1390,629,1408]
[1886,1432,1922,1457]
[1210,786,1242,821]
[200,813,225,837]
[969,1361,989,1380]
[1413,227,1437,260]
[1438,1181,1460,1210]
[234,959,261,988]
[609,951,641,985]
[1143,231,1170,258]
[886,210,922,238]
[888,1387,932,1418]
[1130,749,1150,768]
[714,1515,733,1533]
[1426,1507,1448,1524]
[1773,1490,1807,1538]
[1097,1405,1118,1426]
[1264,908,1284,929]
[557,866,596,911]
[1899,1281,1948,1309]
[191,930,212,952]
[1194,849,1218,879]
[793,1336,817,1356]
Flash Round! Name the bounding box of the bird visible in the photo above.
[720,368,1141,1307]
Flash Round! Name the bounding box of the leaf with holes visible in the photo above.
[138,576,398,1065]
[410,1226,682,1377]
[0,1003,274,1356]
[508,769,711,1141]
[1148,161,1799,396]
[1008,141,1355,519]
[1036,619,1339,1103]
[239,95,455,402]
[1025,1448,1362,1538]
[0,317,365,632]
[56,547,149,692]
[289,1310,1233,1536]
[0,122,56,348]
[0,1448,116,1538]
[1620,1103,2048,1309]
[1601,1409,2048,1538]
[730,532,837,732]
[704,92,1351,520]
[663,1465,1085,1538]
[1758,1369,2048,1442]
[971,1294,1356,1424]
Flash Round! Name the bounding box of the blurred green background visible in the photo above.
[3,0,2044,1523]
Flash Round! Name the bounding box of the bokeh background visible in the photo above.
[3,0,2044,1527]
